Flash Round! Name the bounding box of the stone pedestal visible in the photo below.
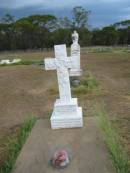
[50,98,83,129]
[69,69,82,76]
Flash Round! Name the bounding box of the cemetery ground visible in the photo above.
[0,48,130,172]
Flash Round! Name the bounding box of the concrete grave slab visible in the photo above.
[12,117,116,173]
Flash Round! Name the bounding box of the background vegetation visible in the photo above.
[0,6,130,51]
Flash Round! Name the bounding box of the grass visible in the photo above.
[95,106,130,173]
[0,60,43,66]
[81,46,130,53]
[72,73,98,94]
[82,47,113,53]
[15,60,43,65]
[48,73,98,95]
[48,88,58,95]
[0,117,36,173]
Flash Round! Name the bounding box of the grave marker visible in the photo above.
[44,44,83,129]
[69,31,82,76]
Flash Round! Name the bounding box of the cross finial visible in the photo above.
[54,44,67,59]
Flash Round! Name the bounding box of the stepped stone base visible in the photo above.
[69,69,82,76]
[50,98,83,129]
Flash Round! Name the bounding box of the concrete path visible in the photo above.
[12,118,116,173]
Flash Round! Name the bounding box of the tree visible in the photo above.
[58,17,73,29]
[118,28,129,45]
[53,29,72,46]
[113,20,130,45]
[92,26,119,46]
[78,28,92,46]
[1,13,15,24]
[12,14,57,49]
[102,26,119,45]
[92,29,103,45]
[72,6,90,29]
[114,20,130,29]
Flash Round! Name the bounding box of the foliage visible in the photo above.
[114,20,130,29]
[53,28,72,46]
[0,60,43,66]
[78,28,92,46]
[72,73,98,94]
[58,17,73,29]
[48,73,98,95]
[92,26,119,45]
[96,107,130,173]
[1,14,15,24]
[0,118,36,173]
[0,7,130,51]
[72,6,90,29]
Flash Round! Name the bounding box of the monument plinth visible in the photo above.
[51,98,82,129]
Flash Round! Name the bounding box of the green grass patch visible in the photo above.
[15,60,43,65]
[92,48,113,53]
[72,73,98,95]
[48,73,98,95]
[0,60,43,66]
[82,47,113,53]
[0,117,36,173]
[48,88,58,95]
[81,47,130,53]
[95,107,130,173]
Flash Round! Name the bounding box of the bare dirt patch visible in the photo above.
[82,52,130,155]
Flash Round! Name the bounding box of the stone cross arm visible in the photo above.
[45,58,73,71]
[44,58,56,70]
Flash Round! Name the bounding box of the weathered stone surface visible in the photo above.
[12,118,116,173]
[44,44,83,129]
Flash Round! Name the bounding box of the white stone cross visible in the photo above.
[45,44,72,102]
[44,44,83,129]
